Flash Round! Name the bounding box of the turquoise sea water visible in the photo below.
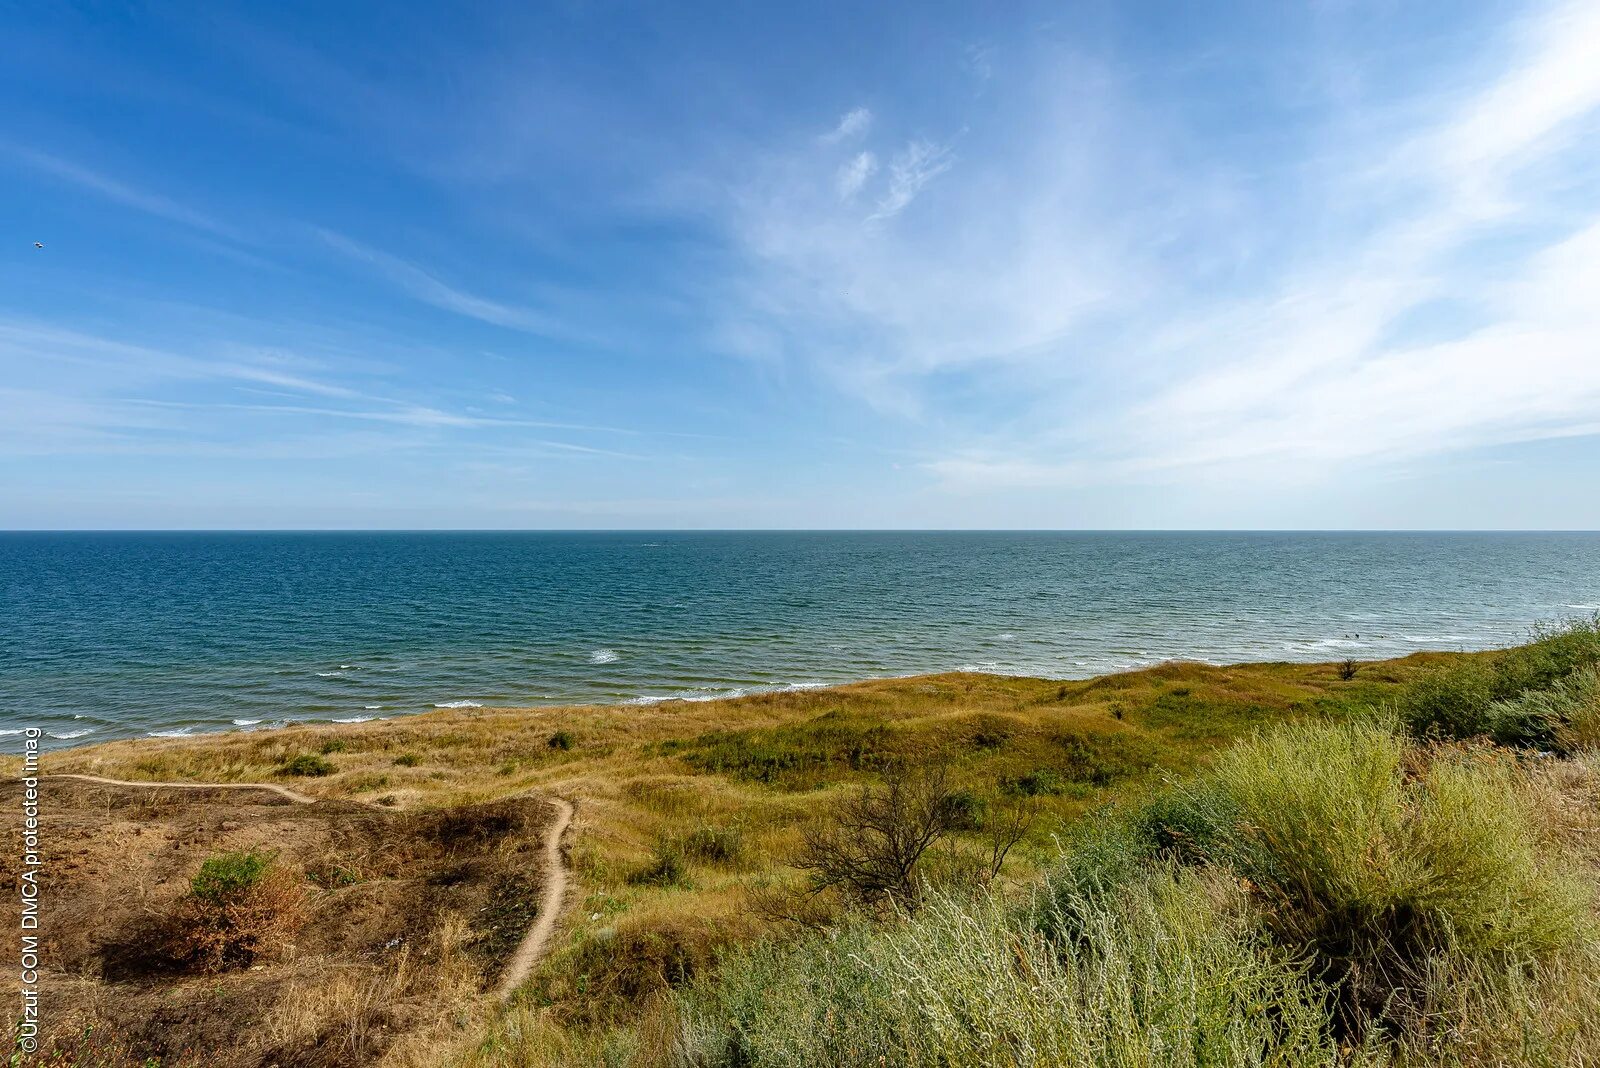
[3,531,1598,749]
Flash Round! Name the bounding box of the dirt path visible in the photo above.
[494,796,574,1000]
[41,772,575,998]
[45,771,324,805]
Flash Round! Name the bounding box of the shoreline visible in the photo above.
[4,645,1480,775]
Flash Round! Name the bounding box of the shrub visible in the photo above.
[1002,768,1071,797]
[1338,658,1359,680]
[681,825,744,865]
[794,762,959,912]
[318,738,346,754]
[675,870,1340,1066]
[278,753,334,777]
[1490,665,1600,753]
[1147,721,1589,1030]
[393,751,422,767]
[173,850,306,972]
[549,729,575,751]
[190,849,273,904]
[939,789,987,830]
[1399,616,1600,746]
[631,842,691,888]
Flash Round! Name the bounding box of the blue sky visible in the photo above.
[4,1,1599,529]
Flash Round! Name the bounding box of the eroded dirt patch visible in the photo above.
[0,778,555,1067]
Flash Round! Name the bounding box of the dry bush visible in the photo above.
[795,761,960,913]
[171,851,308,973]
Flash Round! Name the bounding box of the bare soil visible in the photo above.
[0,776,559,1067]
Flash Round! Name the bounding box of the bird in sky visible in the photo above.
[33,242,43,249]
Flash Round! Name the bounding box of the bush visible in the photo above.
[189,850,273,903]
[1002,768,1069,796]
[681,825,744,865]
[393,752,422,767]
[1147,721,1589,1030]
[549,729,575,751]
[318,738,346,754]
[278,753,334,777]
[794,762,959,912]
[173,851,306,972]
[675,870,1340,1066]
[631,842,691,888]
[1399,616,1600,746]
[1490,665,1600,753]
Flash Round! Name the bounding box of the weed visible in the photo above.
[277,753,334,777]
[172,851,306,973]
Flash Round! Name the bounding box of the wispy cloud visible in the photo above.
[835,151,877,200]
[315,229,585,339]
[716,0,1600,490]
[10,146,242,241]
[867,139,955,220]
[821,106,873,144]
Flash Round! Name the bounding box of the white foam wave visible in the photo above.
[1287,638,1369,651]
[232,718,262,726]
[48,728,95,739]
[624,686,748,705]
[590,649,620,664]
[996,633,1017,641]
[433,699,483,709]
[149,727,194,738]
[0,728,24,736]
[315,671,347,678]
[332,716,374,723]
[363,704,382,710]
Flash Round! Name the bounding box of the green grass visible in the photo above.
[1397,615,1600,747]
[1145,720,1589,1030]
[671,714,1596,1066]
[677,869,1344,1067]
[189,849,274,904]
[276,752,335,776]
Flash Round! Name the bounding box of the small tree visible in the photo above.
[796,761,960,913]
[1338,658,1359,681]
[982,794,1037,881]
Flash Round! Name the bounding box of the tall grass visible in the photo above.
[672,717,1595,1067]
[1398,616,1600,747]
[675,869,1344,1067]
[1147,721,1589,1029]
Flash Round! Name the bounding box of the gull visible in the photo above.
[34,242,43,249]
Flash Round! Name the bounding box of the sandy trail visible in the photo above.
[495,796,575,1000]
[45,771,323,805]
[41,772,575,997]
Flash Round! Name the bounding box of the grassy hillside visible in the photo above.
[13,622,1600,1066]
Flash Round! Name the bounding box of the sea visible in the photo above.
[3,531,1598,750]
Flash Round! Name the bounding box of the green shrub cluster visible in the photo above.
[1397,615,1600,748]
[1139,721,1588,1030]
[189,849,274,904]
[677,868,1341,1066]
[673,716,1596,1066]
[174,850,307,973]
[277,752,335,776]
